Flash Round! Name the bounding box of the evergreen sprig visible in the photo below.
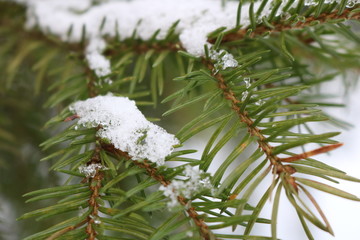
[1,1,360,239]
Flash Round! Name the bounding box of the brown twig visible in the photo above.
[64,114,80,122]
[46,219,88,240]
[84,145,103,240]
[279,143,343,162]
[44,147,103,240]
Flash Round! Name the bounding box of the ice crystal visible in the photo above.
[210,49,238,73]
[304,0,317,6]
[241,91,249,101]
[70,95,179,165]
[346,0,358,8]
[79,163,105,178]
[244,77,251,88]
[255,99,265,106]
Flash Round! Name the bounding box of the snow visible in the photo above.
[244,77,251,88]
[23,0,243,56]
[159,165,213,208]
[210,49,239,73]
[20,0,355,77]
[22,0,252,77]
[79,163,106,178]
[241,90,249,101]
[70,95,179,165]
[85,37,112,80]
[20,0,316,77]
[255,99,265,106]
[94,219,101,224]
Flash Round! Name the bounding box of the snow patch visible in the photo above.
[70,95,179,165]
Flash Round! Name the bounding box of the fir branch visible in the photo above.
[6,1,360,239]
[78,49,214,238]
[41,140,104,240]
[100,142,214,240]
[202,58,330,196]
[77,35,215,238]
[215,7,360,43]
[204,60,286,173]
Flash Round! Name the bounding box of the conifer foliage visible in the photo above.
[1,0,360,239]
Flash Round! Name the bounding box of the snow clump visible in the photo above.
[70,95,179,166]
[159,165,213,208]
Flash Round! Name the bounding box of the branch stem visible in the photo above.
[210,8,360,43]
[206,61,287,174]
[84,144,103,240]
[100,143,214,240]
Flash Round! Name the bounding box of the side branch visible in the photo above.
[205,62,284,169]
[211,8,360,43]
[203,60,299,193]
[279,143,343,162]
[100,143,214,240]
[45,144,104,240]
